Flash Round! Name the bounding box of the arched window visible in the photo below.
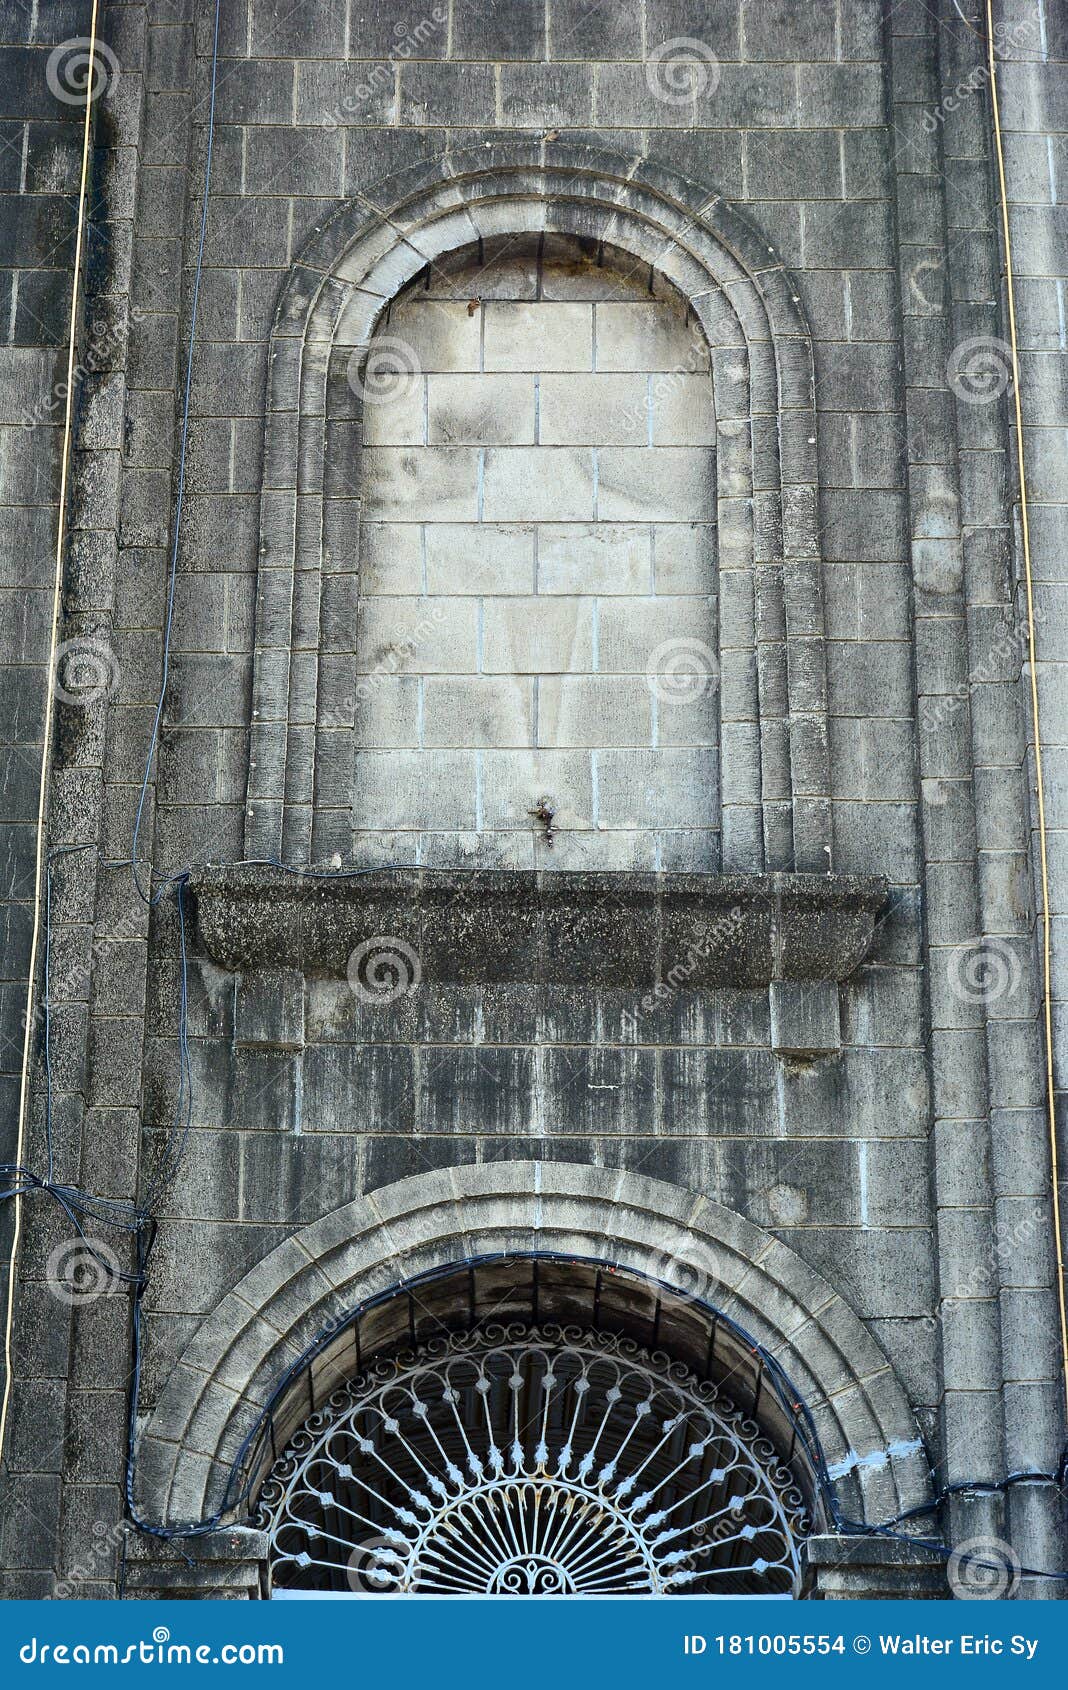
[351,237,719,871]
[257,1258,817,1597]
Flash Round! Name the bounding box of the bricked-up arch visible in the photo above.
[136,1163,931,1531]
[245,143,832,876]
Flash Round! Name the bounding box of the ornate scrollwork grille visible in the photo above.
[258,1325,810,1596]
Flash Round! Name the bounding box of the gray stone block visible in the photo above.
[769,979,840,1057]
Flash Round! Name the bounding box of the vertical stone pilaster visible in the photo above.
[891,0,1008,1563]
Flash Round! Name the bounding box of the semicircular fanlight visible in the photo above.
[258,1324,810,1596]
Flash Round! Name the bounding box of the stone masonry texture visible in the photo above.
[0,0,1064,1599]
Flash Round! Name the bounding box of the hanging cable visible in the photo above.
[0,0,102,1476]
[985,0,1068,1430]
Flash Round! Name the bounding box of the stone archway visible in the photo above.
[136,1162,931,1536]
[245,142,832,877]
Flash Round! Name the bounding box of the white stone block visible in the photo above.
[362,446,479,521]
[354,674,422,747]
[359,522,424,594]
[425,523,535,594]
[653,523,716,593]
[480,748,594,830]
[356,597,479,673]
[538,675,653,748]
[595,748,719,829]
[656,830,720,870]
[595,301,700,372]
[390,298,482,372]
[650,372,716,444]
[423,675,535,748]
[597,447,714,522]
[654,687,719,748]
[484,301,594,371]
[537,524,652,595]
[416,829,536,868]
[536,830,657,869]
[482,446,596,521]
[359,374,425,445]
[428,373,536,444]
[481,596,594,674]
[352,749,478,830]
[539,372,648,445]
[598,595,716,672]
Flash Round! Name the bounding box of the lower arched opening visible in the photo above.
[253,1255,823,1597]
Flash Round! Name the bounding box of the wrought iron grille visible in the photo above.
[259,1324,810,1596]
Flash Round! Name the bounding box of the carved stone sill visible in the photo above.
[190,867,889,989]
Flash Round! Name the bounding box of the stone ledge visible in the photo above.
[122,1528,268,1600]
[190,866,888,988]
[801,1533,949,1600]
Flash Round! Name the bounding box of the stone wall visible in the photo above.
[0,0,1064,1599]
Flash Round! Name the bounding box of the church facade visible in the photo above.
[0,0,1066,1599]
